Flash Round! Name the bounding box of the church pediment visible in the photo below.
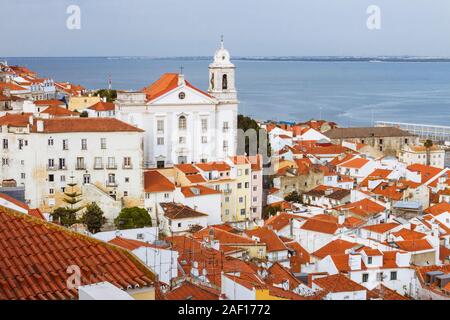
[148,82,217,106]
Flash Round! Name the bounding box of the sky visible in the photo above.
[1,0,450,57]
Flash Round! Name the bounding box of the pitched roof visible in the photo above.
[313,274,368,293]
[160,203,208,220]
[0,192,29,210]
[108,237,162,251]
[34,99,66,106]
[0,209,154,300]
[194,226,258,245]
[41,105,78,117]
[370,284,410,300]
[143,170,175,193]
[324,127,414,139]
[164,281,219,300]
[338,157,370,169]
[175,164,199,174]
[0,113,32,127]
[88,101,115,111]
[362,222,400,234]
[407,164,443,184]
[300,218,340,235]
[195,162,230,172]
[336,198,385,218]
[141,73,212,101]
[423,202,450,216]
[245,227,288,252]
[186,174,207,184]
[31,118,143,133]
[393,239,433,252]
[180,185,221,198]
[312,239,359,259]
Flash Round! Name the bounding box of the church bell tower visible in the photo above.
[208,36,237,103]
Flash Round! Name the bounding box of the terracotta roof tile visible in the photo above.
[31,118,143,133]
[41,105,78,117]
[312,239,359,259]
[313,274,367,293]
[160,203,208,220]
[0,209,154,300]
[88,101,115,111]
[362,222,400,234]
[144,170,175,193]
[180,185,221,198]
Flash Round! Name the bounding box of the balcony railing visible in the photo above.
[47,165,57,171]
[76,165,86,170]
[106,181,118,187]
[106,164,117,170]
[123,164,133,169]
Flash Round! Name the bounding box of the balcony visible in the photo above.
[106,164,117,170]
[223,189,232,194]
[106,181,118,187]
[58,166,67,171]
[76,165,86,170]
[123,164,133,169]
[94,164,104,170]
[47,165,57,171]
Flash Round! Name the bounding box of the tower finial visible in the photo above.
[220,35,224,49]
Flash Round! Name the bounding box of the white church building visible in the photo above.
[115,40,238,168]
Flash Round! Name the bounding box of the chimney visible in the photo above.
[36,120,44,132]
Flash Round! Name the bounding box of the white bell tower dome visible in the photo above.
[208,36,237,103]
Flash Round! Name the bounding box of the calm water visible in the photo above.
[6,57,450,126]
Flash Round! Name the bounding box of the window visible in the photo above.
[178,156,187,164]
[253,186,257,191]
[81,139,87,150]
[94,157,103,169]
[157,119,164,132]
[76,157,85,169]
[201,118,208,132]
[179,136,186,144]
[48,159,55,168]
[376,272,383,281]
[21,173,25,179]
[125,177,130,183]
[253,174,257,180]
[239,197,243,203]
[2,158,8,166]
[390,271,397,281]
[225,209,230,215]
[49,188,54,195]
[3,139,9,149]
[48,174,54,182]
[62,139,68,150]
[240,209,245,215]
[60,175,66,182]
[237,183,242,189]
[245,182,249,188]
[245,169,249,175]
[48,138,54,146]
[223,122,229,132]
[178,115,187,130]
[58,158,66,170]
[404,138,409,144]
[123,157,132,168]
[379,139,383,144]
[157,160,165,168]
[108,173,116,184]
[177,222,182,228]
[202,136,207,144]
[362,273,369,283]
[379,146,383,151]
[223,140,228,151]
[368,257,373,265]
[225,197,230,202]
[100,138,107,149]
[157,137,164,145]
[237,169,242,176]
[107,157,116,169]
[222,74,228,90]
[124,191,128,196]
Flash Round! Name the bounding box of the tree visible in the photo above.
[237,114,272,158]
[424,139,433,166]
[79,110,88,117]
[82,202,106,233]
[63,176,83,212]
[284,191,302,203]
[95,89,117,103]
[262,205,281,220]
[51,207,78,227]
[114,207,152,230]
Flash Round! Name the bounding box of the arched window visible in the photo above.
[222,74,228,90]
[179,115,187,130]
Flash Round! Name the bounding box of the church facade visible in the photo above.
[115,40,238,168]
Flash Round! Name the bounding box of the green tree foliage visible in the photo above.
[82,202,106,233]
[95,89,117,103]
[237,114,271,158]
[63,177,83,212]
[114,207,152,230]
[284,191,302,203]
[79,110,89,117]
[262,205,281,220]
[51,207,78,227]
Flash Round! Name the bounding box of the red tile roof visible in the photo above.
[336,198,385,218]
[160,203,208,220]
[0,113,32,127]
[88,101,115,111]
[41,105,78,117]
[0,209,154,300]
[423,202,450,216]
[144,170,175,193]
[108,237,164,251]
[196,162,230,172]
[164,281,219,300]
[195,226,258,245]
[312,239,358,259]
[245,227,288,252]
[313,274,367,293]
[407,164,443,184]
[338,157,370,169]
[186,174,207,184]
[394,239,433,252]
[0,192,29,210]
[362,222,400,234]
[31,118,143,133]
[34,99,66,107]
[27,208,45,220]
[180,185,221,198]
[175,164,199,174]
[300,218,340,235]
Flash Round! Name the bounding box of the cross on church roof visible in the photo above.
[179,65,184,75]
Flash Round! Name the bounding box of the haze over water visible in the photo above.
[6,57,450,127]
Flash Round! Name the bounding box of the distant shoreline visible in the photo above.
[4,56,450,63]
